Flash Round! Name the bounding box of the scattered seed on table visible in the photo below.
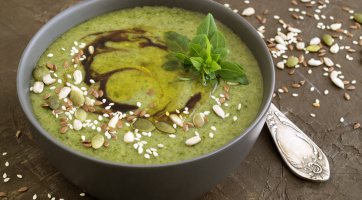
[354,123,360,129]
[344,93,350,100]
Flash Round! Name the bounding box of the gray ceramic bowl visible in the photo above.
[17,0,274,199]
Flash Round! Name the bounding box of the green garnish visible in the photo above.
[163,13,248,86]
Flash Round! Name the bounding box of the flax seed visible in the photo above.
[67,99,73,106]
[42,93,51,99]
[345,93,350,100]
[55,86,62,93]
[79,50,84,56]
[117,120,122,128]
[318,1,324,5]
[82,143,91,148]
[60,126,68,133]
[183,124,189,131]
[93,91,99,98]
[108,128,116,132]
[306,4,313,7]
[320,58,324,63]
[74,57,79,63]
[282,86,288,93]
[291,0,298,5]
[127,116,136,121]
[268,44,276,48]
[289,70,295,75]
[103,141,109,147]
[224,93,230,100]
[355,22,361,28]
[256,15,262,20]
[347,86,355,90]
[223,85,229,92]
[185,122,194,127]
[53,64,57,71]
[293,14,299,19]
[318,49,326,53]
[62,103,70,108]
[359,40,362,46]
[103,110,111,114]
[204,117,209,122]
[350,26,358,29]
[346,33,353,37]
[60,117,67,121]
[147,89,155,95]
[343,81,350,85]
[87,89,94,95]
[16,130,21,138]
[348,49,356,53]
[328,67,334,72]
[292,84,301,88]
[261,18,266,24]
[302,61,307,67]
[63,61,69,68]
[94,101,103,106]
[98,90,104,97]
[18,187,28,192]
[134,109,141,115]
[101,124,107,131]
[289,45,293,51]
[54,110,63,114]
[354,123,360,129]
[263,9,268,15]
[140,110,146,117]
[342,7,350,12]
[332,35,339,38]
[296,37,303,41]
[88,106,95,112]
[219,98,226,104]
[66,107,72,112]
[336,29,344,33]
[83,105,89,112]
[46,62,53,69]
[267,39,274,44]
[111,133,117,139]
[60,121,69,126]
[149,103,156,108]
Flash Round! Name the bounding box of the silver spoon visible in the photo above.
[265,103,330,182]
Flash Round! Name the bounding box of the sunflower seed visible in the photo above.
[308,59,323,66]
[213,105,225,119]
[185,136,201,146]
[330,71,344,89]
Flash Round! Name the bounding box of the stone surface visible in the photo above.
[1,0,362,199]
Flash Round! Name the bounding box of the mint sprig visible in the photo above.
[163,13,248,86]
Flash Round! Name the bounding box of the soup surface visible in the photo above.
[29,6,263,165]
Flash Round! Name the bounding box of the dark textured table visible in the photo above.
[1,0,362,199]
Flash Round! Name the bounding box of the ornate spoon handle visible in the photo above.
[265,103,330,182]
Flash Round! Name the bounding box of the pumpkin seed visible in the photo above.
[286,56,298,67]
[193,113,205,128]
[75,109,87,122]
[48,97,59,110]
[323,34,333,46]
[91,134,104,149]
[155,121,176,133]
[169,114,183,127]
[32,65,49,81]
[70,90,85,106]
[131,118,155,132]
[353,13,362,24]
[306,45,321,52]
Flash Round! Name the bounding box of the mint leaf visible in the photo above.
[196,13,218,39]
[164,32,189,53]
[190,57,204,71]
[161,60,181,71]
[176,53,192,65]
[206,36,211,58]
[211,54,222,63]
[218,61,245,79]
[225,75,248,85]
[209,61,221,72]
[190,34,207,48]
[210,31,226,49]
[188,43,203,57]
[213,48,229,59]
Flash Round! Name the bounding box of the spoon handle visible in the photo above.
[265,103,330,182]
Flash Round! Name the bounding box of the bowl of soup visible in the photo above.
[17,0,274,199]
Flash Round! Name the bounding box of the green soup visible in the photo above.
[29,6,263,165]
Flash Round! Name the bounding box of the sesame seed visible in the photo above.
[126,123,130,126]
[278,89,284,93]
[144,114,150,117]
[324,90,329,95]
[103,114,109,118]
[158,144,164,147]
[173,124,176,129]
[50,86,56,89]
[133,143,139,149]
[352,80,356,84]
[310,113,316,117]
[81,135,85,141]
[17,174,22,178]
[144,154,150,159]
[340,117,344,122]
[146,149,152,154]
[233,9,238,13]
[195,131,199,136]
[97,127,101,132]
[224,3,229,7]
[47,53,53,57]
[233,116,237,121]
[292,93,298,97]
[274,15,280,19]
[211,126,217,131]
[62,48,65,51]
[74,41,78,46]
[310,87,315,92]
[90,79,95,83]
[308,69,312,74]
[33,194,37,199]
[4,178,10,182]
[3,173,6,178]
[137,102,141,107]
[5,162,9,167]
[209,133,214,138]
[169,134,176,138]
[80,193,86,196]
[153,152,159,157]
[2,152,7,156]
[238,104,241,110]
[225,113,230,117]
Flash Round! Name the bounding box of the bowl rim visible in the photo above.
[17,0,274,168]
